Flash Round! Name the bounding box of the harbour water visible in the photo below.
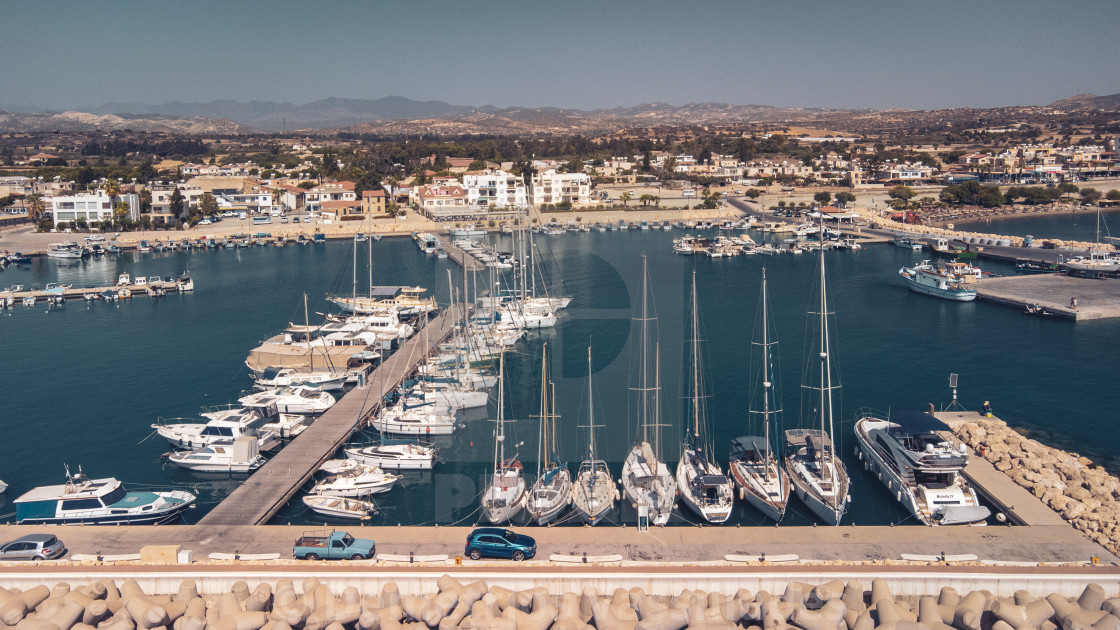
[1,224,1118,528]
[960,208,1120,242]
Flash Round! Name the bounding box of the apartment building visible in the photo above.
[531,169,591,207]
[462,169,528,210]
[49,189,140,225]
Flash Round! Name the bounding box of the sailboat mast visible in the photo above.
[368,234,374,299]
[640,255,650,444]
[495,350,506,473]
[536,344,548,479]
[351,235,357,302]
[690,270,701,446]
[761,267,771,460]
[586,345,595,491]
[529,207,537,298]
[654,341,662,457]
[304,293,312,372]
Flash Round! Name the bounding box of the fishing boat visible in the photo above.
[238,386,336,415]
[854,409,990,526]
[526,343,571,525]
[784,233,851,525]
[46,242,82,259]
[13,466,195,525]
[344,442,437,470]
[481,351,526,524]
[301,495,376,520]
[893,236,922,250]
[676,271,734,523]
[167,436,265,473]
[177,271,195,291]
[1015,261,1061,275]
[899,260,978,301]
[621,256,676,528]
[413,232,439,254]
[311,459,401,497]
[153,408,282,451]
[729,268,790,522]
[571,346,616,525]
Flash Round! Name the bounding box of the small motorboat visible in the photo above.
[302,494,377,520]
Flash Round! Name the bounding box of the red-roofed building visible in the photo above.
[413,185,468,218]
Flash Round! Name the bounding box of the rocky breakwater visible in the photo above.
[2,576,1120,630]
[952,416,1120,555]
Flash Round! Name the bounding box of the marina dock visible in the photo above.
[437,234,485,271]
[976,275,1120,320]
[197,309,457,527]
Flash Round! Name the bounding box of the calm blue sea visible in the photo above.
[1,224,1117,528]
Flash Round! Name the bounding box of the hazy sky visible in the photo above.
[3,0,1118,111]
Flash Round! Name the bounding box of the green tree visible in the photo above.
[168,187,185,220]
[639,194,655,207]
[199,192,219,216]
[744,188,763,199]
[620,192,632,207]
[888,185,915,201]
[1106,189,1120,201]
[834,191,856,206]
[105,178,121,208]
[813,191,832,205]
[700,190,722,209]
[1058,182,1079,200]
[113,201,131,225]
[1080,188,1102,205]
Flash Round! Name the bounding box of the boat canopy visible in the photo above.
[370,286,405,297]
[888,411,951,434]
[730,435,770,456]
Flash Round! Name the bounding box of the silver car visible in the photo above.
[0,534,66,561]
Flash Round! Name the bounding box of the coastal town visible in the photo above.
[3,0,1120,624]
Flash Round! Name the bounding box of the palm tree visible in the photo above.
[105,178,121,212]
[620,192,632,207]
[25,193,44,223]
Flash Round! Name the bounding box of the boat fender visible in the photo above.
[613,489,620,502]
[739,487,746,501]
[857,449,862,460]
[896,490,902,502]
[864,461,869,471]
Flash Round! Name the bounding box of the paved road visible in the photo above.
[0,522,1111,564]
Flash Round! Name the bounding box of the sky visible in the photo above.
[2,0,1119,112]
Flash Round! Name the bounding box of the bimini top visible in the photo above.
[888,411,951,434]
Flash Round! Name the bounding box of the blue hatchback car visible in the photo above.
[465,527,536,561]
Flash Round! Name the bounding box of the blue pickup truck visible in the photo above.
[293,530,375,560]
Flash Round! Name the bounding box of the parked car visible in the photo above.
[0,534,66,561]
[464,527,536,561]
[198,219,212,225]
[293,529,375,561]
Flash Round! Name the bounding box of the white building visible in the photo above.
[49,189,140,225]
[531,169,591,207]
[461,169,528,210]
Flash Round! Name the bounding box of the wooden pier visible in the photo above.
[437,235,485,271]
[1,279,188,302]
[198,309,457,526]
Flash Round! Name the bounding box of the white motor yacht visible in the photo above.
[310,459,401,497]
[254,366,346,391]
[153,409,281,451]
[344,443,437,470]
[238,386,336,415]
[855,410,990,526]
[167,436,265,473]
[370,402,456,436]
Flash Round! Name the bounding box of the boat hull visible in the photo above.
[729,460,788,523]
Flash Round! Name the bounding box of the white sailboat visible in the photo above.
[526,343,571,525]
[481,350,526,523]
[729,267,790,522]
[621,255,676,528]
[571,346,616,525]
[676,270,734,523]
[783,230,851,526]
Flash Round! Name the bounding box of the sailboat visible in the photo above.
[621,255,676,528]
[571,345,616,525]
[676,271,734,523]
[526,343,572,525]
[783,228,851,525]
[729,268,790,522]
[481,350,526,523]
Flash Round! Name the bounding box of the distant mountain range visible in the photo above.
[0,93,1116,135]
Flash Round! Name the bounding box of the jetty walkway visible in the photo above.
[437,234,485,271]
[198,309,457,526]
